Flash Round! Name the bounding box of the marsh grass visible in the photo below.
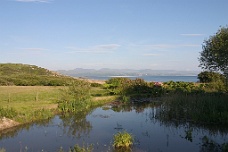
[160,93,228,126]
[68,144,93,152]
[113,131,134,148]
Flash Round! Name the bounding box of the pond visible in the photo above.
[0,103,227,152]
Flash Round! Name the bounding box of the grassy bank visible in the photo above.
[0,85,116,125]
[0,86,61,123]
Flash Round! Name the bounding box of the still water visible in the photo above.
[0,103,227,152]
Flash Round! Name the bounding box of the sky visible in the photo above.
[1,0,228,71]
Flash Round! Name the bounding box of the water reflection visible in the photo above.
[0,118,51,140]
[59,110,93,138]
[0,103,227,152]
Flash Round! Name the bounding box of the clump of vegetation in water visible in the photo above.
[200,136,228,152]
[113,131,134,149]
[58,144,93,152]
[69,144,93,152]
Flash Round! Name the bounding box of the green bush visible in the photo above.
[104,77,130,95]
[198,71,225,83]
[197,71,226,92]
[58,80,91,113]
[163,81,203,94]
[91,82,102,87]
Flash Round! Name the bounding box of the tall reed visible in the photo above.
[159,93,228,126]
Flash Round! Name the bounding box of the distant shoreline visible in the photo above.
[79,75,198,82]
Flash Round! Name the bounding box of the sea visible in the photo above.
[85,75,198,82]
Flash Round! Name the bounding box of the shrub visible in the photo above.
[58,80,91,113]
[198,71,225,83]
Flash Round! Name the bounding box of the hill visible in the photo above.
[0,63,76,86]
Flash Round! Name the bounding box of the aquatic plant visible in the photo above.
[113,131,134,148]
[222,143,228,151]
[184,129,193,142]
[69,144,93,152]
[200,136,228,152]
[159,93,228,126]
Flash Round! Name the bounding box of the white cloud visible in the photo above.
[66,44,120,54]
[20,48,49,51]
[15,0,52,3]
[142,53,162,56]
[16,48,49,55]
[134,44,200,50]
[180,34,205,36]
[96,44,121,49]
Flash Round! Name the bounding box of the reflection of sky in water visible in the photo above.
[0,105,227,152]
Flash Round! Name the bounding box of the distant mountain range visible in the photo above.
[57,68,200,77]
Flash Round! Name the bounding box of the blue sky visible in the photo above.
[1,0,228,71]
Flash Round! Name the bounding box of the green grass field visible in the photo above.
[0,86,61,112]
[0,86,63,122]
[0,86,116,123]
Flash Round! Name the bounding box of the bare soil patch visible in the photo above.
[0,117,20,131]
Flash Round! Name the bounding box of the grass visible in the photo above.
[0,86,60,112]
[0,86,61,122]
[159,93,228,126]
[113,131,134,148]
[69,144,93,152]
[0,86,116,123]
[90,87,109,97]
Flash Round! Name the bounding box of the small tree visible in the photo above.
[199,26,228,72]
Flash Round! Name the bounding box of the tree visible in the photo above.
[199,26,228,72]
